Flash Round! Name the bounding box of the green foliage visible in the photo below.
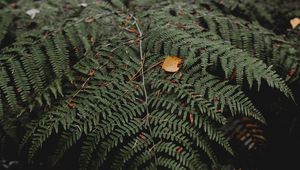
[197,11,300,82]
[0,0,299,169]
[0,9,12,46]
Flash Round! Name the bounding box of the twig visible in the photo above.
[68,61,108,104]
[131,14,158,166]
[110,38,138,52]
[131,14,150,125]
[148,140,162,153]
[130,60,163,81]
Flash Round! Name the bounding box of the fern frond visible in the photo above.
[144,26,293,99]
[197,12,300,82]
[0,1,296,169]
[27,106,75,160]
[0,5,121,119]
[224,117,266,151]
[0,67,18,114]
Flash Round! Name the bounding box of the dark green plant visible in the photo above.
[0,0,299,169]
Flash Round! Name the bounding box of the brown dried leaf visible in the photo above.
[290,17,300,29]
[161,56,182,72]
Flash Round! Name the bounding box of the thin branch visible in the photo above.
[68,61,108,104]
[131,14,158,166]
[130,60,163,81]
[131,14,150,125]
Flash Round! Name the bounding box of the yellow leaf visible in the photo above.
[290,17,300,29]
[162,56,182,72]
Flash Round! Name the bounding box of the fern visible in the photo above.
[224,117,266,151]
[0,3,120,119]
[0,0,299,169]
[197,12,300,82]
[143,26,293,98]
